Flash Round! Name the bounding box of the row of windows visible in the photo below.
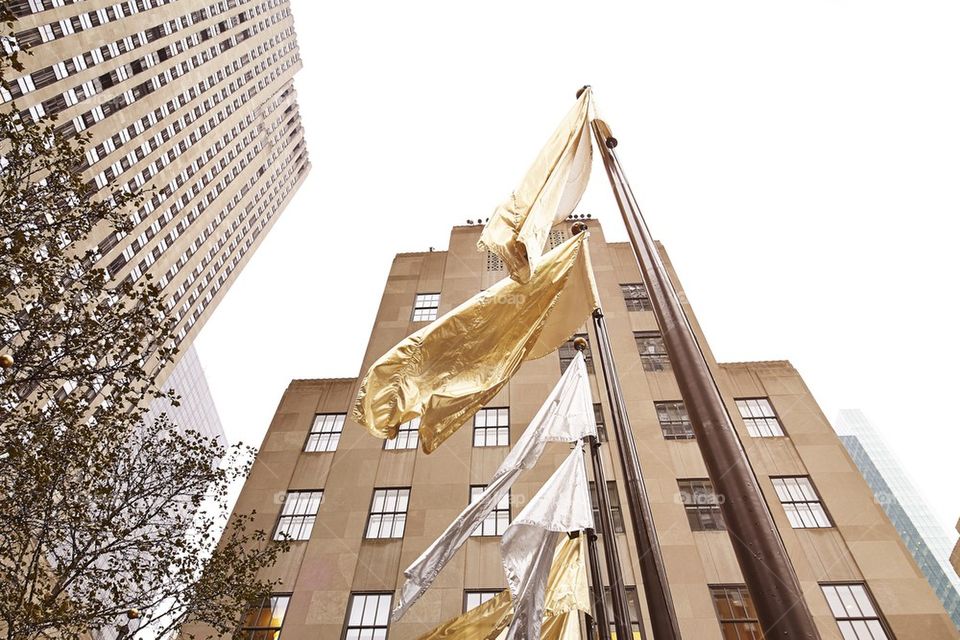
[305,395,784,459]
[244,582,892,640]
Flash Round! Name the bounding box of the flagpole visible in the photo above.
[586,99,821,638]
[587,304,683,640]
[582,527,611,640]
[575,342,635,640]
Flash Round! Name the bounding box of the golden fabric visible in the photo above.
[478,89,593,283]
[416,536,589,640]
[353,232,599,454]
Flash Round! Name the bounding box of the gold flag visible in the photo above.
[416,535,590,640]
[478,89,593,283]
[353,232,599,454]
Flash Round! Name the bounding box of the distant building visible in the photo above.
[952,520,960,579]
[146,344,226,447]
[835,409,960,630]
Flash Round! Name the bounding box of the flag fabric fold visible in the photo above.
[353,232,600,454]
[392,352,596,620]
[501,442,594,640]
[478,88,594,283]
[414,534,590,640]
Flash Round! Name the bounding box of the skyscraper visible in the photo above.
[145,343,226,446]
[835,409,960,630]
[187,219,958,640]
[3,0,310,374]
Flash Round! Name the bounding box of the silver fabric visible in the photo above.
[502,443,594,640]
[392,354,597,621]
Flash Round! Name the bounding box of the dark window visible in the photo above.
[273,491,322,541]
[384,417,419,451]
[656,401,695,440]
[239,594,290,640]
[587,586,643,639]
[634,332,670,371]
[470,485,510,536]
[559,333,594,373]
[621,282,652,311]
[735,398,785,437]
[710,585,764,639]
[473,407,509,447]
[589,481,624,533]
[678,479,725,531]
[593,403,607,442]
[771,476,831,529]
[412,292,440,322]
[820,583,891,640]
[343,593,391,640]
[464,590,503,611]
[304,413,345,452]
[547,229,566,249]
[365,488,410,539]
[485,250,504,271]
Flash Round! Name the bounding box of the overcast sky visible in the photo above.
[195,1,960,537]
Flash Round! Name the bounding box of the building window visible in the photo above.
[547,229,566,249]
[366,488,410,539]
[735,398,785,437]
[710,586,763,640]
[412,292,440,322]
[634,332,670,371]
[589,481,624,533]
[820,583,891,640]
[486,251,504,271]
[771,476,831,529]
[473,407,509,447]
[593,403,608,442]
[621,282,652,311]
[464,590,503,611]
[344,592,392,640]
[588,586,643,639]
[239,594,291,640]
[656,401,695,440]
[274,491,323,541]
[470,485,510,536]
[304,413,345,452]
[384,417,419,450]
[559,333,594,373]
[678,479,725,531]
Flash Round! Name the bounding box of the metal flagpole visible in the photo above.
[582,528,611,640]
[586,305,682,640]
[576,339,634,640]
[586,92,821,638]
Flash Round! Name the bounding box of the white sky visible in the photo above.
[195,1,960,537]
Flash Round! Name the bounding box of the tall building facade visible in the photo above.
[834,409,960,630]
[188,220,958,640]
[3,0,310,376]
[146,343,226,445]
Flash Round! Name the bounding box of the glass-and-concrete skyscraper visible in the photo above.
[4,0,310,381]
[835,409,960,630]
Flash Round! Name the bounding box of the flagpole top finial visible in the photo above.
[573,337,588,352]
[576,85,591,99]
[571,221,588,235]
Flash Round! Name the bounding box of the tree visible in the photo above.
[0,17,287,640]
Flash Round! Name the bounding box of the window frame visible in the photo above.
[239,593,292,640]
[634,331,671,372]
[655,400,695,440]
[771,475,833,529]
[593,403,607,443]
[735,397,786,438]
[411,292,440,322]
[463,589,504,612]
[364,487,411,540]
[469,484,510,537]
[620,282,652,311]
[709,584,764,640]
[472,407,510,448]
[559,332,594,374]
[820,582,893,640]
[384,417,419,451]
[273,490,323,541]
[342,591,393,640]
[678,478,726,531]
[589,480,625,534]
[303,413,346,453]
